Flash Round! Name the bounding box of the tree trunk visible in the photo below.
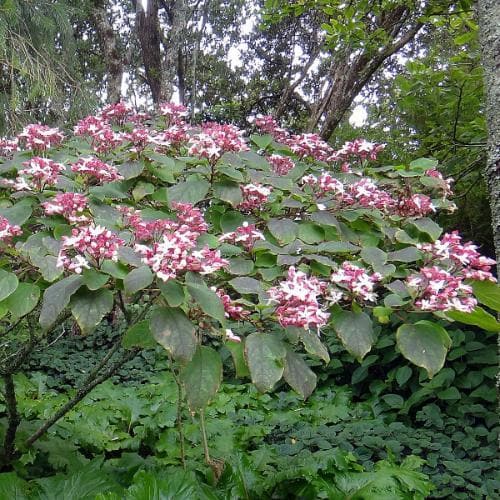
[91,0,123,103]
[477,0,500,273]
[136,0,164,104]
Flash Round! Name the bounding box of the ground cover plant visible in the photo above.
[0,102,499,497]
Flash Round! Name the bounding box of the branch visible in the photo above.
[0,374,20,469]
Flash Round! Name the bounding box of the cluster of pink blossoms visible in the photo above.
[397,193,435,217]
[407,267,477,313]
[303,172,344,197]
[71,156,123,183]
[122,127,150,152]
[331,139,385,162]
[17,124,64,151]
[0,138,19,157]
[426,168,453,196]
[74,115,124,153]
[10,157,65,190]
[418,231,496,282]
[331,262,382,302]
[99,102,133,123]
[0,216,22,243]
[159,102,188,123]
[42,193,89,223]
[268,154,295,175]
[215,289,250,320]
[132,203,227,282]
[57,225,124,274]
[151,122,191,150]
[268,267,330,330]
[238,184,272,212]
[253,115,289,143]
[219,222,265,251]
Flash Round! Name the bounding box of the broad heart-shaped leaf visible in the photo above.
[167,177,210,206]
[158,280,185,307]
[123,266,154,295]
[267,219,298,245]
[245,333,286,392]
[283,349,317,399]
[299,330,330,363]
[229,277,264,295]
[213,180,243,206]
[331,310,376,361]
[409,157,438,170]
[409,217,442,240]
[117,160,144,179]
[2,283,40,321]
[132,181,155,201]
[0,269,19,302]
[82,269,109,291]
[360,247,387,267]
[0,199,32,225]
[70,288,114,335]
[250,133,273,150]
[445,307,500,332]
[150,307,196,363]
[388,247,422,263]
[186,278,226,324]
[471,280,500,312]
[298,223,325,244]
[226,340,250,378]
[181,346,223,410]
[122,320,156,349]
[39,275,84,330]
[396,320,452,378]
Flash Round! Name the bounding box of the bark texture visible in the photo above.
[91,0,123,103]
[477,0,500,274]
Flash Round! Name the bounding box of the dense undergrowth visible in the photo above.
[1,319,497,499]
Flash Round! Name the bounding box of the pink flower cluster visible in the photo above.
[302,172,344,197]
[268,266,329,330]
[17,124,64,151]
[42,193,89,223]
[268,154,295,175]
[288,133,333,162]
[71,156,123,183]
[132,203,227,282]
[331,139,385,162]
[254,115,289,142]
[216,289,250,320]
[0,216,22,243]
[159,102,188,123]
[407,266,477,313]
[122,127,151,152]
[99,101,133,123]
[397,194,435,217]
[74,115,123,153]
[426,168,453,196]
[330,262,381,302]
[57,225,124,273]
[15,157,65,190]
[418,231,496,282]
[218,222,265,251]
[151,123,190,150]
[238,184,272,212]
[0,138,19,157]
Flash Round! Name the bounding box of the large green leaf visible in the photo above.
[70,288,114,335]
[0,199,32,225]
[445,307,500,332]
[283,349,317,399]
[409,218,442,240]
[150,307,196,362]
[186,277,226,324]
[396,320,452,378]
[331,310,375,361]
[226,340,250,377]
[299,330,330,363]
[0,269,19,302]
[39,275,84,330]
[167,177,210,206]
[158,280,185,307]
[245,333,286,392]
[181,346,223,410]
[0,472,29,500]
[122,320,156,349]
[2,283,40,320]
[471,280,500,312]
[123,266,154,295]
[229,277,264,295]
[267,219,298,245]
[213,180,243,206]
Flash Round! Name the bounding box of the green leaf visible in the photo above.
[2,283,40,320]
[267,219,298,245]
[168,177,210,206]
[213,180,243,206]
[181,346,223,410]
[122,320,156,349]
[186,277,226,324]
[283,349,317,399]
[123,266,154,295]
[396,320,452,378]
[0,270,19,302]
[39,275,84,330]
[299,330,330,363]
[118,161,144,179]
[410,218,442,240]
[388,247,422,262]
[298,223,325,244]
[226,340,250,378]
[446,307,500,332]
[396,365,412,386]
[150,307,196,362]
[0,200,32,225]
[220,211,246,232]
[132,181,155,201]
[158,280,185,307]
[360,247,387,267]
[471,280,500,311]
[70,289,114,335]
[101,260,129,279]
[331,311,375,361]
[82,270,109,291]
[228,258,254,275]
[250,134,273,149]
[245,333,286,392]
[0,472,30,500]
[409,157,438,169]
[218,163,244,182]
[315,241,360,253]
[437,387,461,400]
[229,277,264,295]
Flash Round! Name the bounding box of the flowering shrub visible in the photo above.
[0,103,499,417]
